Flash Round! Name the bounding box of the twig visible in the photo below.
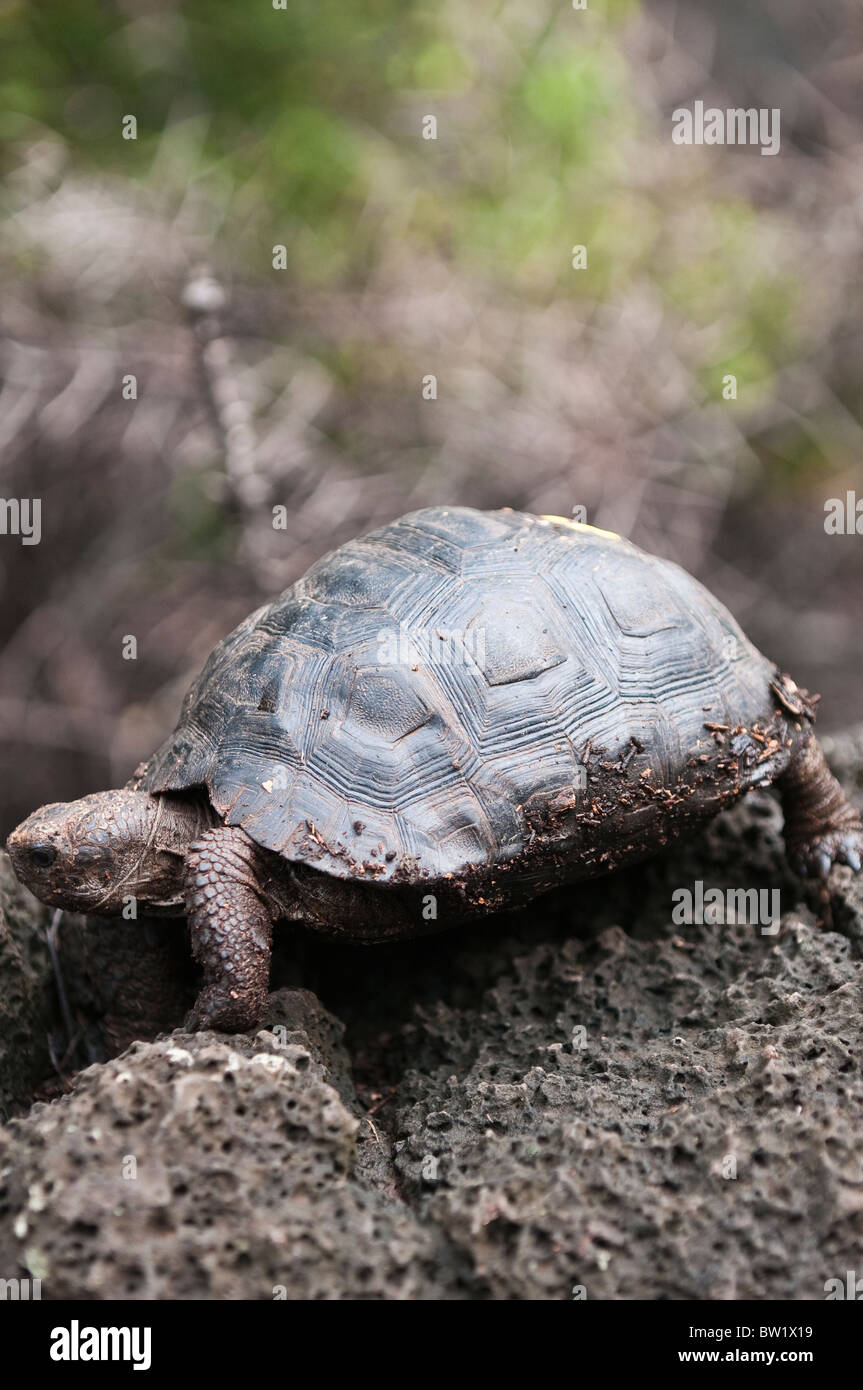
[46,908,76,1050]
[182,265,264,513]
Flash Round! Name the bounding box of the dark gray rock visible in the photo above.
[57,913,194,1059]
[391,911,863,1299]
[1,730,862,1299]
[0,856,55,1120]
[0,989,457,1300]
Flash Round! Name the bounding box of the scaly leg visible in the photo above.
[183,825,274,1031]
[778,736,863,878]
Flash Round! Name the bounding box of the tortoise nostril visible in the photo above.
[29,844,57,869]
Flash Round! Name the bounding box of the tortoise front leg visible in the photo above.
[183,825,274,1031]
[778,736,863,878]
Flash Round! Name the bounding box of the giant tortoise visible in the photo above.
[8,507,862,1031]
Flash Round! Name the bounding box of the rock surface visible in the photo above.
[1,731,863,1299]
[0,856,55,1121]
[0,993,452,1300]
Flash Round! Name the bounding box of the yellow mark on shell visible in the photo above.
[541,515,622,541]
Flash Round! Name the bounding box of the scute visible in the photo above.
[469,598,566,687]
[347,670,430,740]
[137,507,778,886]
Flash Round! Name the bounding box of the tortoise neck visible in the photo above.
[149,791,218,856]
[104,790,217,913]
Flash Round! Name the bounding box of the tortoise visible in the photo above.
[7,506,863,1032]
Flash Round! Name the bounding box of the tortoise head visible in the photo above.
[6,789,188,914]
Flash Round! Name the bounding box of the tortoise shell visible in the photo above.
[138,507,787,898]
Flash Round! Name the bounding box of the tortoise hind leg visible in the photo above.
[778,736,863,878]
[183,825,274,1031]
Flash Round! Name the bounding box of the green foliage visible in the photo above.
[0,0,816,483]
[0,0,641,287]
[164,469,236,565]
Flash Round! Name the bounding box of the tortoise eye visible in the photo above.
[29,844,57,869]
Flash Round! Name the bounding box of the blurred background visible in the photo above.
[1,0,862,838]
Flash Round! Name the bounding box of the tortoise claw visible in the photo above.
[183,985,261,1034]
[790,828,863,881]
